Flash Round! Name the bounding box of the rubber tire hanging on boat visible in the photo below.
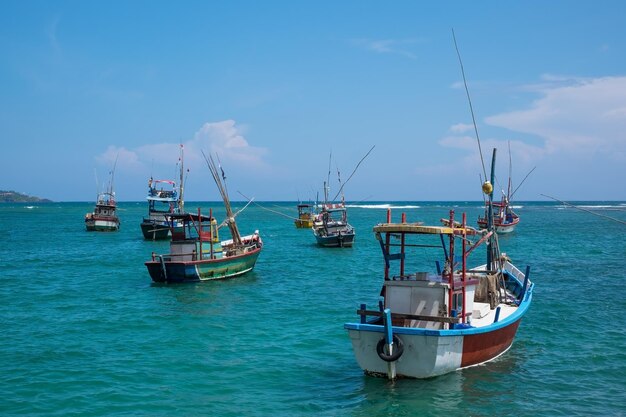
[376,335,404,362]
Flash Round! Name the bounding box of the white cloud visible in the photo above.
[486,76,626,160]
[449,123,474,134]
[350,38,422,59]
[96,119,268,173]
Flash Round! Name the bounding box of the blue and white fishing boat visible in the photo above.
[140,145,186,240]
[312,202,355,247]
[344,149,533,379]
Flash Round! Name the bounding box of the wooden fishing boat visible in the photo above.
[312,202,355,247]
[145,210,262,283]
[145,153,263,283]
[85,165,119,232]
[295,203,315,228]
[140,179,183,240]
[344,150,533,379]
[85,191,120,231]
[344,209,532,379]
[477,197,519,233]
[141,145,186,240]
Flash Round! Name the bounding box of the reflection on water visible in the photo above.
[349,343,527,416]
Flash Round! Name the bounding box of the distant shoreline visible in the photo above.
[0,190,52,203]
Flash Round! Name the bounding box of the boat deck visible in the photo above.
[470,302,518,328]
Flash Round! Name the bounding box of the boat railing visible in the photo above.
[356,307,461,326]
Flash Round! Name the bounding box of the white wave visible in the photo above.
[26,206,36,209]
[511,205,523,209]
[346,204,421,209]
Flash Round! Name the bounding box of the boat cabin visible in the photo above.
[373,210,498,330]
[165,211,222,262]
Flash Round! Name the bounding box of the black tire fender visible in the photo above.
[376,335,404,362]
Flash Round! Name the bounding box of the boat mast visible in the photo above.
[487,148,497,269]
[178,144,185,213]
[203,152,243,246]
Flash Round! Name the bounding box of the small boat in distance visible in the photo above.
[344,149,533,379]
[477,195,519,233]
[312,201,355,247]
[144,154,263,283]
[85,166,120,232]
[140,179,180,239]
[141,145,186,240]
[295,203,315,228]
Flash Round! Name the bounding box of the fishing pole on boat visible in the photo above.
[217,197,255,229]
[452,28,487,182]
[237,191,301,221]
[331,145,375,202]
[541,194,626,225]
[510,166,536,200]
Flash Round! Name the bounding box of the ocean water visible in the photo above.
[1,201,625,417]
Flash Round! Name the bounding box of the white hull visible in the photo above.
[347,330,464,378]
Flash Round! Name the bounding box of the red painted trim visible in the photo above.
[461,319,521,367]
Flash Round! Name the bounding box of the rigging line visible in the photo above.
[452,28,487,181]
[541,194,626,226]
[237,191,300,221]
[510,166,536,200]
[331,145,375,202]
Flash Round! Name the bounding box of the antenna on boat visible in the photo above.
[178,144,185,213]
[109,153,119,196]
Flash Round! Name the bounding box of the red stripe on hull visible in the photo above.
[461,320,521,367]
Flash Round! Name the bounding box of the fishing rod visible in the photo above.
[237,191,300,221]
[452,28,487,182]
[541,194,626,226]
[331,145,375,202]
[510,166,537,200]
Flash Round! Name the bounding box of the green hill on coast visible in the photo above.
[0,190,52,203]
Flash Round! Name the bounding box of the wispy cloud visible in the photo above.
[486,76,626,160]
[350,38,424,59]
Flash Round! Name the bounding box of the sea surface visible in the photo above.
[1,201,625,416]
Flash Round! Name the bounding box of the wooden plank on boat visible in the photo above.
[373,223,479,235]
[357,309,461,324]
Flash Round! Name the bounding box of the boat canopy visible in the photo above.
[374,222,480,236]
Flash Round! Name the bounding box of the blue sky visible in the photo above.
[2,1,625,202]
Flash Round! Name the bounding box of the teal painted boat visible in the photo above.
[145,211,262,283]
[145,153,262,283]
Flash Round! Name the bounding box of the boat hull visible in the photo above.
[295,219,314,228]
[140,219,170,240]
[145,246,261,283]
[477,218,518,234]
[314,231,355,247]
[345,286,532,379]
[85,217,119,232]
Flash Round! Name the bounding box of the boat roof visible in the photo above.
[373,222,480,235]
[152,179,176,185]
[166,213,214,222]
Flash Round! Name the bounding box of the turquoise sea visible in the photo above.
[1,201,625,416]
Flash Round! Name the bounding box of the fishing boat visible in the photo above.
[312,202,355,247]
[144,154,262,283]
[344,150,533,379]
[141,145,186,240]
[295,203,315,228]
[477,196,519,233]
[85,167,120,232]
